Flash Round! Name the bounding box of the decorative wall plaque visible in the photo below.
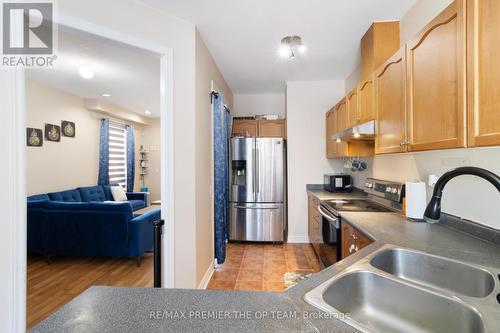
[26,128,43,147]
[61,120,75,137]
[45,124,61,142]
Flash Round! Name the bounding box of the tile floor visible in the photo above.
[207,243,321,292]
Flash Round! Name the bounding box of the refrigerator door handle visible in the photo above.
[234,205,280,210]
[252,145,256,197]
[255,146,260,194]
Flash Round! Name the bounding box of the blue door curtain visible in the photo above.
[98,118,110,185]
[213,92,232,264]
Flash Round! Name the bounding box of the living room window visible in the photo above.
[108,121,128,189]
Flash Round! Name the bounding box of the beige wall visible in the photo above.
[27,80,157,197]
[233,93,285,118]
[26,80,100,195]
[195,29,233,285]
[342,0,500,230]
[286,80,345,242]
[138,118,161,201]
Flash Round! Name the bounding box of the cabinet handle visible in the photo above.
[351,233,358,240]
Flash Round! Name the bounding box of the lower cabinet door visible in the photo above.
[229,203,284,242]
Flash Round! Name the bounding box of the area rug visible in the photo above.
[284,272,311,289]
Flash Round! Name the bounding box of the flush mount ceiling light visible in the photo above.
[101,93,111,97]
[79,65,94,79]
[279,35,306,59]
[145,110,151,115]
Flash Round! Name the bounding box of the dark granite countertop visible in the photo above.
[30,188,500,333]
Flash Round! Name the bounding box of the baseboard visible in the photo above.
[286,235,310,243]
[197,263,215,289]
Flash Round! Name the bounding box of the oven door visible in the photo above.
[317,205,341,268]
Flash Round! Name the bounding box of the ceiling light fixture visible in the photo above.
[145,110,151,115]
[79,65,94,79]
[279,35,306,59]
[101,93,111,97]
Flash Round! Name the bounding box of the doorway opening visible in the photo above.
[23,22,173,329]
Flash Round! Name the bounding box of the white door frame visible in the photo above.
[2,13,175,333]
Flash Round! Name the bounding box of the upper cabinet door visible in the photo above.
[326,109,337,158]
[336,99,348,133]
[375,47,407,154]
[335,99,349,156]
[346,88,360,128]
[358,77,375,123]
[258,120,286,138]
[232,119,258,137]
[467,0,500,147]
[406,0,467,152]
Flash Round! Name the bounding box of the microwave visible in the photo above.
[324,174,353,193]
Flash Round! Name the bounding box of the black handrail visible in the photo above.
[153,219,165,288]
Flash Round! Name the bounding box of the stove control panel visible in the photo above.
[364,178,405,203]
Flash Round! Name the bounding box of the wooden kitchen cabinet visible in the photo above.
[406,0,467,152]
[307,194,321,257]
[346,88,360,128]
[326,108,337,158]
[375,47,408,154]
[326,100,346,159]
[361,22,400,81]
[341,222,372,259]
[232,119,285,138]
[232,119,258,137]
[357,77,375,124]
[326,98,373,158]
[336,98,348,133]
[258,119,286,138]
[467,0,500,147]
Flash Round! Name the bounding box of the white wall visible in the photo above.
[233,93,285,118]
[286,81,345,242]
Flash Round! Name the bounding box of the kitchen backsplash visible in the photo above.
[341,147,500,230]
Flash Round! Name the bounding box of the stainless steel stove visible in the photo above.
[317,179,405,268]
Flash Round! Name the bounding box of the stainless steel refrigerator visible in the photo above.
[229,137,286,242]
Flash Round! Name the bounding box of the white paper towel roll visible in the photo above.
[405,181,427,220]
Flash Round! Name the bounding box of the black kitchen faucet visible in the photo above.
[424,167,500,224]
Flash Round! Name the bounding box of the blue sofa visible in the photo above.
[27,185,158,265]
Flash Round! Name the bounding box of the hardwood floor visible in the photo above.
[27,254,153,329]
[207,243,321,292]
[27,244,320,328]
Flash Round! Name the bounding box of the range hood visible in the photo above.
[332,120,376,142]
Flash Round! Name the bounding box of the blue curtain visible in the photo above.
[213,93,232,264]
[126,125,135,192]
[98,118,110,185]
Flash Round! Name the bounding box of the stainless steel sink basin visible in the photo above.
[370,248,495,298]
[307,271,485,333]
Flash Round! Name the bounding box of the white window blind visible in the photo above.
[108,121,127,189]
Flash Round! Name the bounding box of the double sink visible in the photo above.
[305,245,499,333]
